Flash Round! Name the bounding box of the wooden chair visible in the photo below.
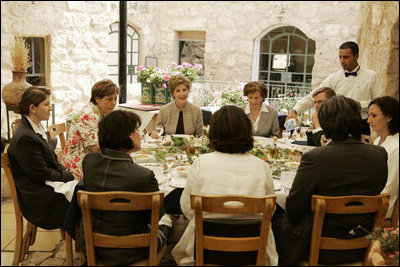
[308,194,390,266]
[77,190,167,266]
[191,194,276,266]
[1,145,73,266]
[46,122,66,162]
[390,193,399,227]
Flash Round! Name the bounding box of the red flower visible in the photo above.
[74,155,81,162]
[83,114,90,121]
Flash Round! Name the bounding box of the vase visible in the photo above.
[153,83,171,105]
[141,82,154,104]
[2,71,32,113]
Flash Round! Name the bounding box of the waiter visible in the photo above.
[287,41,384,136]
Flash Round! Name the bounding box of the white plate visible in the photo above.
[277,138,294,144]
[171,134,191,139]
[285,161,300,168]
[175,166,190,178]
[141,143,158,149]
[169,178,186,188]
[133,154,154,163]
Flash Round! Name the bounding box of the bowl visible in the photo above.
[175,166,190,178]
[134,154,154,163]
[285,161,300,169]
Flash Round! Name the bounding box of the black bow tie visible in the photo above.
[345,72,357,77]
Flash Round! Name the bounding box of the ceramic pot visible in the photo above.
[2,71,32,112]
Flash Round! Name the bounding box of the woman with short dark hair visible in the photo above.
[241,81,280,137]
[8,86,82,230]
[368,96,399,221]
[80,110,172,265]
[172,105,278,265]
[62,79,120,170]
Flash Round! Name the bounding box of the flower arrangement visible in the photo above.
[11,35,31,72]
[368,227,399,266]
[137,62,203,89]
[220,82,247,106]
[169,62,202,82]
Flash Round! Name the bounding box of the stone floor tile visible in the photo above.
[1,199,14,213]
[1,212,16,230]
[20,251,53,266]
[4,230,62,252]
[40,257,65,266]
[0,251,14,266]
[1,229,15,250]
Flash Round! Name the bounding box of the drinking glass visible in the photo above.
[164,155,176,187]
[282,130,291,143]
[154,125,164,137]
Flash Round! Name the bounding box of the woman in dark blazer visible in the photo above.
[8,86,82,230]
[241,81,280,137]
[80,110,172,265]
[272,95,388,265]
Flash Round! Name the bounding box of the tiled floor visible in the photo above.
[1,198,179,266]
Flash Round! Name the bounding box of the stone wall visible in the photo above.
[358,1,399,100]
[1,1,365,138]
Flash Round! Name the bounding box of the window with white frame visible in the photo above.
[256,26,315,98]
[107,22,139,84]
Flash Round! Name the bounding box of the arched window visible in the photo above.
[255,26,315,98]
[107,22,139,84]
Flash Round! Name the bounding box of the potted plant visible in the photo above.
[2,35,32,112]
[368,227,399,266]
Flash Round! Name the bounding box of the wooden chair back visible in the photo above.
[190,194,276,266]
[391,193,399,227]
[47,123,66,161]
[1,145,73,265]
[309,194,390,266]
[77,190,166,266]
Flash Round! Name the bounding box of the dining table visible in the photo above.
[63,134,316,239]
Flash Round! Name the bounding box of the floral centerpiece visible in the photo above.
[368,227,399,266]
[169,62,203,82]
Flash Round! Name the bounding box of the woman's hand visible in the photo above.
[71,168,83,181]
[150,131,159,139]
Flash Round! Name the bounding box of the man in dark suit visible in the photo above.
[272,95,388,265]
[306,87,336,146]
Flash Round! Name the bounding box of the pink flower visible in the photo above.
[163,75,169,81]
[138,65,145,71]
[162,83,167,89]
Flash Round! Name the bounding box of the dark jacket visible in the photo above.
[7,116,74,230]
[80,148,161,265]
[274,139,388,265]
[306,129,324,146]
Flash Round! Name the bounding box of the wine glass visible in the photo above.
[282,130,291,143]
[164,155,176,187]
[154,125,164,139]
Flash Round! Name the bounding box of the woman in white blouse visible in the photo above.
[368,96,399,223]
[241,81,280,138]
[172,105,278,266]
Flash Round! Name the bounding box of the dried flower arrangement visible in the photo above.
[11,35,31,72]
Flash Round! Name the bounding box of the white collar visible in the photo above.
[245,103,269,114]
[25,116,48,141]
[344,65,360,73]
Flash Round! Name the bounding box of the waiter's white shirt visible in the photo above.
[293,65,383,119]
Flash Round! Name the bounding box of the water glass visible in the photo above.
[282,130,291,142]
[154,125,164,137]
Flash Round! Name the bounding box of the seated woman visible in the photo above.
[8,86,82,230]
[62,79,119,170]
[151,74,203,138]
[172,105,278,266]
[241,81,279,137]
[368,96,399,223]
[272,95,388,266]
[79,110,172,265]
